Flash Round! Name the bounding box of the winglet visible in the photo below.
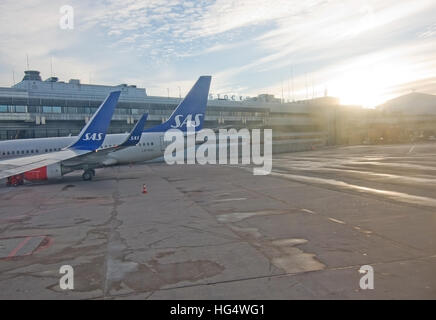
[68,91,121,150]
[119,113,148,147]
[144,76,211,132]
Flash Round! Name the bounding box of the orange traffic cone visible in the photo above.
[142,184,148,194]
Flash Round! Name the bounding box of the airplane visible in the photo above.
[0,91,122,186]
[0,76,211,184]
[60,112,149,181]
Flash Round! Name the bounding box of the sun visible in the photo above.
[327,54,418,107]
[329,66,392,107]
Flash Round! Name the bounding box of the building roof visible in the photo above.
[1,70,340,113]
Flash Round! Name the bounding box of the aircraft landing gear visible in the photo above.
[6,175,24,187]
[82,169,94,181]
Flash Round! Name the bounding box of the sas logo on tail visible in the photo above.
[130,135,140,141]
[171,114,203,129]
[83,133,104,141]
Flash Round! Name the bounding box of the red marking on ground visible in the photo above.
[34,236,53,254]
[7,237,31,258]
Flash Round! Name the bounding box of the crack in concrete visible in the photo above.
[102,187,135,297]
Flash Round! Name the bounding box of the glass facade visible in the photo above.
[0,104,266,117]
[0,105,27,113]
[42,106,61,113]
[0,98,269,141]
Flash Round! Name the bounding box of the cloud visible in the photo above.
[0,0,436,106]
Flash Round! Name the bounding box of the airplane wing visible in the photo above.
[0,149,89,180]
[61,113,149,167]
[0,91,121,180]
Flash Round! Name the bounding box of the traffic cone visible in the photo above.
[142,184,148,194]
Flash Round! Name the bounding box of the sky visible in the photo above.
[0,0,435,107]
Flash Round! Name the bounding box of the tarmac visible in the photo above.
[0,142,435,299]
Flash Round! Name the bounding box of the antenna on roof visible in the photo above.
[305,73,309,100]
[311,75,315,99]
[291,66,295,102]
[287,71,290,103]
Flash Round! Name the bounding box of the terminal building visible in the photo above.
[0,70,347,150]
[2,70,433,148]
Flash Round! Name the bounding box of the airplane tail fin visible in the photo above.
[144,76,211,132]
[69,91,121,150]
[119,113,148,147]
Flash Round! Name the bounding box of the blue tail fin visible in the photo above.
[69,91,121,150]
[144,76,211,132]
[120,113,148,147]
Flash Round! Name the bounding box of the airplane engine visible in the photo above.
[23,163,63,181]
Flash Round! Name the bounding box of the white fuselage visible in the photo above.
[0,132,166,165]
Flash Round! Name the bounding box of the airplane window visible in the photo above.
[151,142,154,146]
[21,151,24,154]
[49,149,52,152]
[45,149,48,152]
[11,151,14,155]
[7,151,10,155]
[26,150,29,153]
[31,150,34,153]
[36,150,39,153]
